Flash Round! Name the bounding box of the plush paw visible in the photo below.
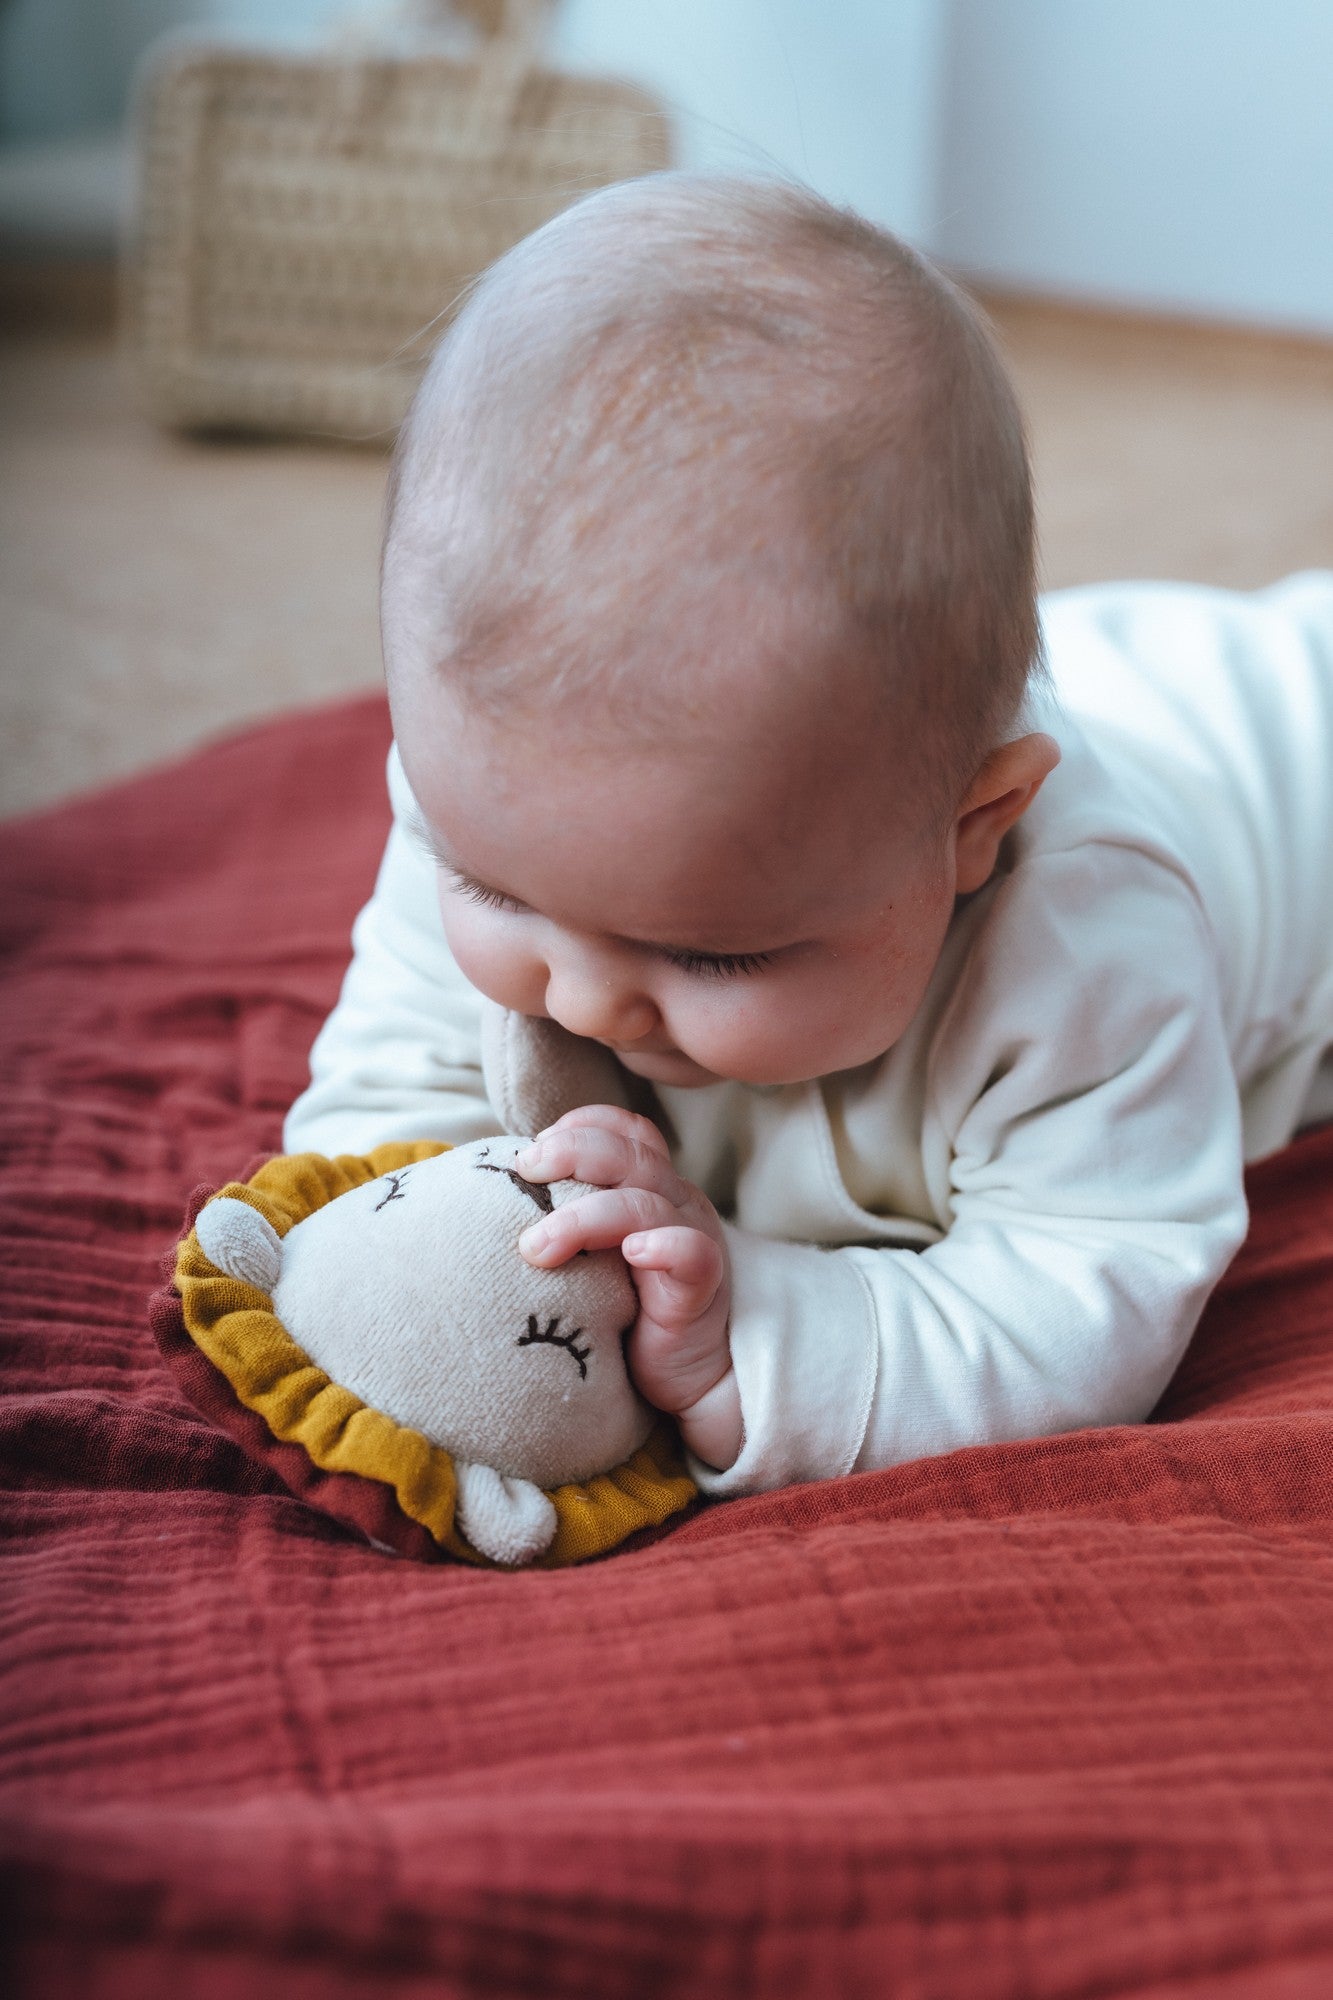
[454,1459,558,1565]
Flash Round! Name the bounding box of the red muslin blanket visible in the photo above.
[3,695,1332,1999]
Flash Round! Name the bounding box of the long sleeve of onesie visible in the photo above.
[284,753,503,1156]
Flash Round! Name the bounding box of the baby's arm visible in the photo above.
[696,849,1250,1494]
[284,748,500,1155]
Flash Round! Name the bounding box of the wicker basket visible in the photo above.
[125,0,671,441]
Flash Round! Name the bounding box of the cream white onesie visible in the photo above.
[285,575,1333,1496]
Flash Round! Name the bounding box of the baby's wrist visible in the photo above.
[676,1365,742,1473]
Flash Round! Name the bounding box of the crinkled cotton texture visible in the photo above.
[7,692,1333,1997]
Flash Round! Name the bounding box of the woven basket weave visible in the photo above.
[125,1,671,440]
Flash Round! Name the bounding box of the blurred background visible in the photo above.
[2,0,1330,817]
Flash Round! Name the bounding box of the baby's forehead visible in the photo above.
[399,635,939,913]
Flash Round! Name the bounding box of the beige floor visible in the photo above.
[2,275,1331,820]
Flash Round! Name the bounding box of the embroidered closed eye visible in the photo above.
[516,1313,590,1379]
[373,1168,415,1211]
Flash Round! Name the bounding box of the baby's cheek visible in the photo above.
[669,987,804,1081]
[670,966,887,1087]
[439,898,548,1016]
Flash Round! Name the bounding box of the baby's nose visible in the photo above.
[543,960,658,1046]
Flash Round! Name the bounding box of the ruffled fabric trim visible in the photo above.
[172,1144,696,1567]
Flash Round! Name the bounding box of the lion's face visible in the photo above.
[270,1136,651,1487]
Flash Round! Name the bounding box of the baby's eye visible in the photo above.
[446,869,525,916]
[665,948,775,980]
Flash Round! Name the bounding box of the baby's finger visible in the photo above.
[534,1104,671,1160]
[518,1187,678,1266]
[622,1226,725,1325]
[517,1122,683,1203]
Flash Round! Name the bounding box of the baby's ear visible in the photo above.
[480,999,666,1138]
[195,1196,282,1291]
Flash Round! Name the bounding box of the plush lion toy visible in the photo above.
[151,1005,696,1567]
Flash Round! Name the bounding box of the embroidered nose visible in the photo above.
[475,1159,553,1215]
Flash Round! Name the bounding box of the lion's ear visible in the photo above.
[480,999,670,1140]
[454,1459,558,1565]
[195,1196,282,1292]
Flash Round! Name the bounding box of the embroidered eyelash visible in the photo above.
[516,1313,591,1379]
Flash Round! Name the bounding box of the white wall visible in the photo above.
[0,0,947,244]
[4,0,1331,334]
[552,0,948,246]
[1,0,950,265]
[0,0,346,142]
[934,0,1333,335]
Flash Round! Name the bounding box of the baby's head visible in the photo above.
[382,173,1057,1090]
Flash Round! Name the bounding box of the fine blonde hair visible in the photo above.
[384,172,1039,812]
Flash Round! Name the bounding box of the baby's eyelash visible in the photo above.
[445,865,772,977]
[447,870,524,915]
[665,948,775,980]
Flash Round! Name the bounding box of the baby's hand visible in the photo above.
[515,1106,742,1471]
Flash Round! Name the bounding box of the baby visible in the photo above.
[286,173,1333,1494]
